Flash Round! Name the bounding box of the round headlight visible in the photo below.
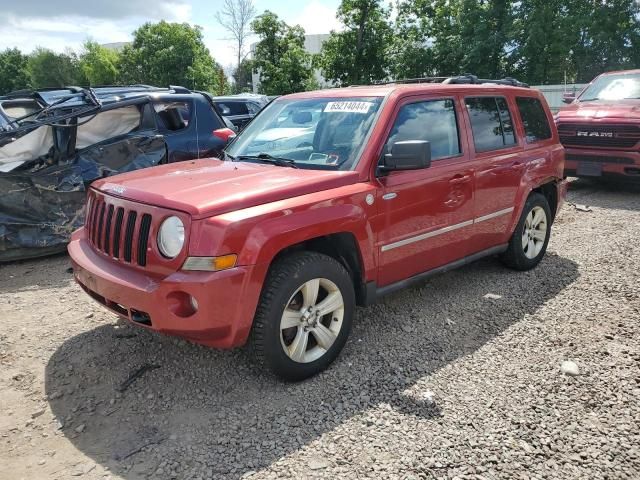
[157,216,185,258]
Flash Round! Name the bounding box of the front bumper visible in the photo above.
[564,147,640,179]
[68,228,267,348]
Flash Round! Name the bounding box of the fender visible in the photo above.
[506,143,565,234]
[191,182,378,280]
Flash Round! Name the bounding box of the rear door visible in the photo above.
[376,95,476,286]
[463,95,524,251]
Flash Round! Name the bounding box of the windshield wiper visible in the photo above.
[237,153,298,169]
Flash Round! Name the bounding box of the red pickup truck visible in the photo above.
[69,76,567,380]
[557,69,640,180]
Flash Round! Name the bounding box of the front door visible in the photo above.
[376,97,476,287]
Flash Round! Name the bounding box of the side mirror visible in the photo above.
[562,93,576,104]
[380,140,431,173]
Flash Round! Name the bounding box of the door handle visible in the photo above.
[449,174,471,185]
[511,161,526,170]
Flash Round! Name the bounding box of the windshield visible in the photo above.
[579,72,640,101]
[226,96,383,170]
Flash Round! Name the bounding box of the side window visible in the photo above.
[496,98,516,145]
[139,103,157,130]
[516,97,552,143]
[466,97,517,152]
[386,99,461,161]
[217,102,249,116]
[246,102,262,115]
[153,101,192,132]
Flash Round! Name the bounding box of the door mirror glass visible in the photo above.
[380,140,431,172]
[562,93,576,104]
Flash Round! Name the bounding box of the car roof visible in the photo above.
[284,82,536,100]
[210,95,267,104]
[0,85,199,107]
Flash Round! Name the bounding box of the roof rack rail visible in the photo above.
[371,77,450,86]
[442,74,529,88]
[369,74,529,88]
[169,85,192,94]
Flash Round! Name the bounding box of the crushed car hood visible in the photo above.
[93,159,360,219]
[557,100,640,121]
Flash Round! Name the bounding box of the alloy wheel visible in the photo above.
[522,206,547,259]
[279,278,345,363]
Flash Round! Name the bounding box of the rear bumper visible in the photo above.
[564,147,640,179]
[68,228,267,348]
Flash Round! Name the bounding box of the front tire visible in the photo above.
[501,192,552,271]
[250,252,355,381]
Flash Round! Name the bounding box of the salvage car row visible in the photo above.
[2,69,639,380]
[0,88,265,261]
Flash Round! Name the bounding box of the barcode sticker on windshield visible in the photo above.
[324,101,373,114]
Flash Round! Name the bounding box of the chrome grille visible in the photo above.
[558,124,640,149]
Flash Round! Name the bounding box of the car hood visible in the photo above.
[92,158,359,219]
[557,99,640,121]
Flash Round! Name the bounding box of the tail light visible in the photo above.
[213,128,236,143]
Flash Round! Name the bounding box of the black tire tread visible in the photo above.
[501,192,551,271]
[250,251,353,380]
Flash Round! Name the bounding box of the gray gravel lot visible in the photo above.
[1,178,639,480]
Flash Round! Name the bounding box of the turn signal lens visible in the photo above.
[182,254,238,271]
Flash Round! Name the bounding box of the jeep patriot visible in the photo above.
[69,75,567,380]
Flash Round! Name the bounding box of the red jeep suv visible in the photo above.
[557,69,640,180]
[69,76,567,380]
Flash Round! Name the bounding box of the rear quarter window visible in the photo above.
[516,97,552,143]
[154,101,192,132]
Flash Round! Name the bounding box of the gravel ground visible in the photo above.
[1,178,639,480]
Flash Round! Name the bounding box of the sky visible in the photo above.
[0,0,342,70]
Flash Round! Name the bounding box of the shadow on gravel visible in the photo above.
[45,252,579,479]
[0,252,72,294]
[568,177,640,211]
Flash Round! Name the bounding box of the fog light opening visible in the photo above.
[166,291,198,318]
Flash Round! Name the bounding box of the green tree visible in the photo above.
[390,1,439,79]
[567,0,640,83]
[317,0,391,86]
[119,21,224,91]
[251,11,317,95]
[508,0,640,84]
[431,0,515,78]
[509,0,573,84]
[28,47,85,89]
[0,48,30,94]
[79,41,120,86]
[233,58,254,93]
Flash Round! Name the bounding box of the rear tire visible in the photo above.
[250,252,355,381]
[501,192,551,271]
